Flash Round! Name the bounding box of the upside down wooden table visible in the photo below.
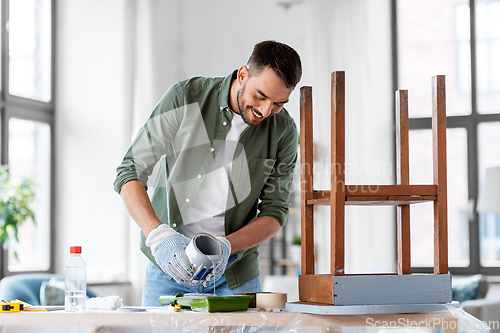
[0,306,489,333]
[298,72,452,306]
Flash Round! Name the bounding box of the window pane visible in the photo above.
[409,129,469,267]
[476,0,500,114]
[478,122,500,265]
[9,0,52,102]
[478,122,500,175]
[7,118,51,271]
[397,0,472,117]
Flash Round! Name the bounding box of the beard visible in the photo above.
[236,84,264,127]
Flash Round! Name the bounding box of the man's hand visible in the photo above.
[146,224,200,286]
[202,236,231,288]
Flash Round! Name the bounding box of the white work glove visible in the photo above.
[202,236,231,289]
[146,224,200,287]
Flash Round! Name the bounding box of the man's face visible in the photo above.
[236,66,293,126]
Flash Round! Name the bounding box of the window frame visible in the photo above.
[0,0,55,277]
[393,0,500,275]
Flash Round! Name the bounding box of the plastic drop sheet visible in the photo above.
[148,305,493,333]
[0,306,490,332]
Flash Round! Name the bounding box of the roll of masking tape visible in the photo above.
[256,292,287,310]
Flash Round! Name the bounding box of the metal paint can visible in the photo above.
[185,233,222,282]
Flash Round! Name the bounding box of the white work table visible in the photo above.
[0,306,488,333]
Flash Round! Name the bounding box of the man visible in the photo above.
[114,40,302,306]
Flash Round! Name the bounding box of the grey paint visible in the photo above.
[332,274,452,305]
[286,300,459,315]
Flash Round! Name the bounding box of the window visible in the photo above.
[477,122,500,266]
[475,1,500,111]
[9,0,52,102]
[408,129,469,267]
[0,0,54,276]
[395,0,500,274]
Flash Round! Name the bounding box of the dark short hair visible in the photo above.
[246,40,302,89]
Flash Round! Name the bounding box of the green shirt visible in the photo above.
[113,70,298,288]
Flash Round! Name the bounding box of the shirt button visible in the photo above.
[197,174,202,179]
[172,223,177,228]
[220,106,223,110]
[223,121,227,126]
[210,148,215,152]
[186,198,190,203]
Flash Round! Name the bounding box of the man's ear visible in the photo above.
[237,65,248,85]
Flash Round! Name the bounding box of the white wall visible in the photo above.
[303,0,395,274]
[56,0,394,304]
[55,0,131,282]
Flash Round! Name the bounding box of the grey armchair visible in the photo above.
[0,273,98,306]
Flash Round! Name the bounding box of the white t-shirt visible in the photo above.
[178,112,248,238]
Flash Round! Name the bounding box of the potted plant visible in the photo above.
[293,234,301,246]
[0,165,36,260]
[290,234,301,264]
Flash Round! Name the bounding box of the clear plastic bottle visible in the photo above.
[65,246,86,312]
